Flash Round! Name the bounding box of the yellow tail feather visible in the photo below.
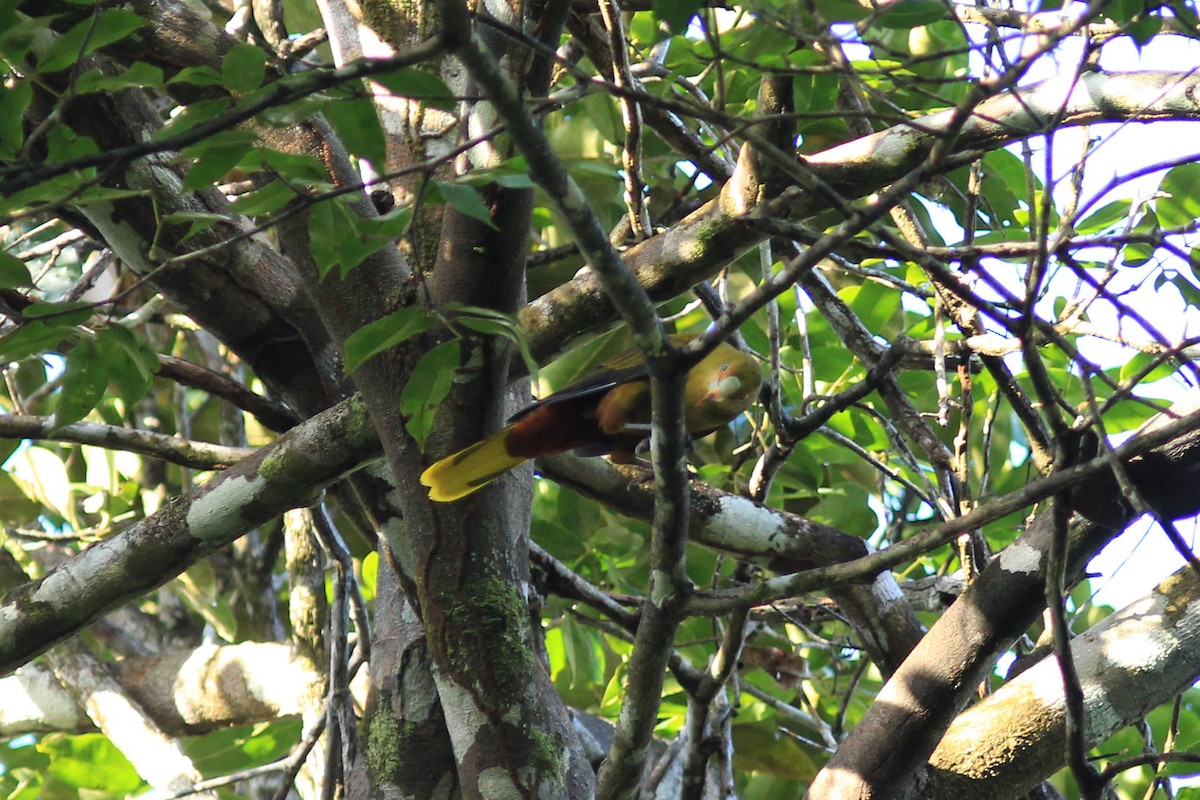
[420,429,527,502]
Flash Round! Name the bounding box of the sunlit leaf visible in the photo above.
[433,180,495,228]
[343,306,436,374]
[38,9,146,73]
[38,733,145,794]
[732,725,819,780]
[400,340,461,451]
[174,561,239,641]
[223,43,267,93]
[1158,163,1200,228]
[372,68,456,110]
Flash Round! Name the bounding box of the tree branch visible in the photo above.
[0,396,382,676]
[0,415,253,470]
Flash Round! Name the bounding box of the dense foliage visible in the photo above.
[3,0,1200,798]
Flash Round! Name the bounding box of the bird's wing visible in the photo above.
[508,362,650,422]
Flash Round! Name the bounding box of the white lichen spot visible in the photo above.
[649,570,674,606]
[869,571,907,611]
[477,768,523,800]
[5,666,81,729]
[185,474,264,541]
[430,677,487,741]
[367,461,395,484]
[714,496,787,552]
[998,540,1042,574]
[1082,684,1122,742]
[1100,626,1169,672]
[561,184,586,213]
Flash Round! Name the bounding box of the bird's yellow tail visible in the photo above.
[420,428,528,502]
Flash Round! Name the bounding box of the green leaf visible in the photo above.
[324,93,387,168]
[1074,199,1132,234]
[343,306,436,374]
[330,209,379,275]
[0,250,31,289]
[308,195,410,278]
[462,159,536,190]
[96,325,158,408]
[73,186,148,205]
[54,337,108,428]
[255,92,327,127]
[1128,14,1163,47]
[1117,350,1177,385]
[228,179,299,217]
[222,43,267,93]
[0,470,44,526]
[559,613,605,687]
[175,562,239,640]
[400,340,461,451]
[1170,272,1200,309]
[181,129,257,190]
[653,0,704,34]
[251,149,330,182]
[809,0,871,22]
[360,550,378,602]
[38,733,145,794]
[1109,0,1147,24]
[0,13,50,65]
[1158,163,1200,228]
[183,721,302,774]
[308,199,339,276]
[582,93,622,145]
[72,61,164,94]
[372,68,456,111]
[168,64,226,87]
[731,725,818,781]
[433,180,495,228]
[1170,0,1200,35]
[340,207,413,275]
[161,210,232,240]
[45,124,99,162]
[0,321,70,363]
[38,9,146,73]
[875,0,946,28]
[22,300,94,325]
[1122,211,1160,266]
[0,80,32,159]
[443,302,539,380]
[154,98,232,141]
[532,517,587,561]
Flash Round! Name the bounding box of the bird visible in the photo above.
[419,335,763,502]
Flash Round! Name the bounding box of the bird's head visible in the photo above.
[686,343,763,432]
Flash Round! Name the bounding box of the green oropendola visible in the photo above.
[420,336,763,502]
